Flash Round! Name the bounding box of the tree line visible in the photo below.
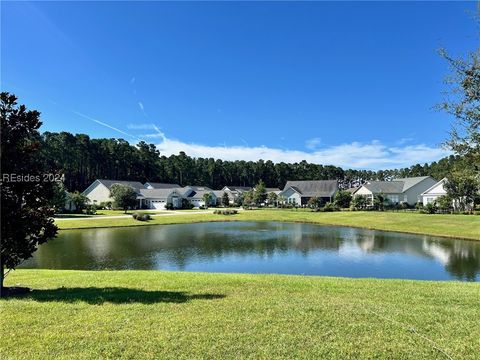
[40,131,463,192]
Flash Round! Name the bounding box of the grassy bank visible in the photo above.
[1,270,479,359]
[56,209,480,240]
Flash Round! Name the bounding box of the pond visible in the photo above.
[21,221,480,281]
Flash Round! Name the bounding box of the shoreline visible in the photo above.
[56,211,480,241]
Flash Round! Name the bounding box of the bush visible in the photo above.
[98,201,112,210]
[165,203,174,210]
[132,213,151,221]
[199,205,206,210]
[322,202,339,212]
[399,202,410,210]
[423,202,437,214]
[140,214,151,221]
[213,209,238,215]
[85,204,97,215]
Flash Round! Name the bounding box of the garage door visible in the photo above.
[152,201,166,210]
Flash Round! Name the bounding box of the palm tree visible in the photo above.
[202,193,212,209]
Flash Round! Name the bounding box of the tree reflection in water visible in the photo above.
[22,222,480,281]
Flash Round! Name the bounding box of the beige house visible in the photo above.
[82,179,146,206]
[83,179,216,210]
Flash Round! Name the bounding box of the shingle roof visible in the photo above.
[188,186,213,191]
[187,190,216,200]
[282,180,338,197]
[222,186,252,192]
[395,176,434,192]
[145,182,180,189]
[97,179,146,191]
[362,176,435,194]
[139,188,180,198]
[362,181,404,194]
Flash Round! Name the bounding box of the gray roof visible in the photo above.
[282,180,338,198]
[97,179,146,191]
[139,188,180,198]
[265,187,281,193]
[187,190,216,200]
[145,182,180,189]
[362,176,435,194]
[188,186,213,191]
[395,176,434,192]
[362,181,404,194]
[222,186,252,192]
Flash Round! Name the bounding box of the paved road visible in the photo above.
[55,210,215,221]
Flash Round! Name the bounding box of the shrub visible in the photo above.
[199,205,206,210]
[214,209,238,215]
[399,202,410,210]
[99,201,112,210]
[132,213,151,221]
[165,203,174,210]
[423,202,437,214]
[322,202,339,212]
[85,204,97,215]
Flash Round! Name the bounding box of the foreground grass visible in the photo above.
[1,270,479,359]
[56,209,480,240]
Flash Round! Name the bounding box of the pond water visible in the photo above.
[21,222,480,281]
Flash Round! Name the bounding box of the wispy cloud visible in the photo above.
[305,137,322,150]
[73,111,142,141]
[143,130,449,169]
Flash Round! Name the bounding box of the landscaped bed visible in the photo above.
[2,269,479,359]
[55,209,480,240]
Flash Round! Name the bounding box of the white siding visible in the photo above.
[83,182,112,204]
[404,177,438,205]
[421,179,447,206]
[281,188,301,205]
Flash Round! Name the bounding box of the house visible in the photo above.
[185,188,217,208]
[279,180,339,206]
[145,182,180,189]
[138,188,184,209]
[354,176,437,206]
[83,179,217,210]
[421,178,447,206]
[82,179,146,206]
[266,187,281,194]
[345,187,360,194]
[220,186,252,204]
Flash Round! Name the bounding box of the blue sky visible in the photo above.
[2,1,478,169]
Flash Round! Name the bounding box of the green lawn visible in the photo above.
[56,209,480,240]
[55,209,167,218]
[2,270,479,359]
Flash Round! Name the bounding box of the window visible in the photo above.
[387,195,399,204]
[426,197,435,204]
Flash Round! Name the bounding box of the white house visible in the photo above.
[421,178,447,206]
[82,179,146,206]
[138,188,184,209]
[354,176,437,206]
[219,186,252,204]
[279,180,338,206]
[83,180,217,210]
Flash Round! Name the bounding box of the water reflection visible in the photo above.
[21,222,480,281]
